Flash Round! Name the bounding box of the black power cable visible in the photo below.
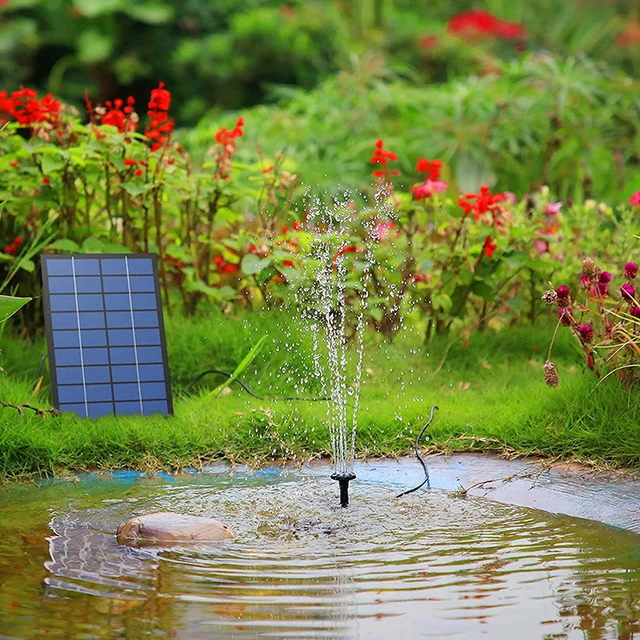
[396,405,439,498]
[181,369,330,402]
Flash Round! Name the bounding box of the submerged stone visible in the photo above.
[116,512,235,546]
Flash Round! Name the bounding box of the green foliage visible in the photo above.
[0,295,31,323]
[0,93,298,321]
[191,54,640,203]
[0,0,348,123]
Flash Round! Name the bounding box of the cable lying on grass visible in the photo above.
[182,369,331,402]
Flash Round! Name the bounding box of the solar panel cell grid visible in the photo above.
[42,254,173,418]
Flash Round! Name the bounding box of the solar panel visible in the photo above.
[41,254,174,418]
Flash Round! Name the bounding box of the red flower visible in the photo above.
[145,82,174,152]
[148,82,171,112]
[41,176,50,185]
[262,165,274,174]
[459,185,505,220]
[213,116,244,179]
[448,10,525,41]
[616,21,640,47]
[10,160,17,167]
[483,236,498,258]
[101,96,137,134]
[3,236,21,256]
[282,260,294,267]
[0,88,62,134]
[292,221,302,231]
[418,35,439,50]
[416,158,442,180]
[332,245,357,263]
[222,263,239,274]
[135,169,143,176]
[629,191,640,207]
[124,158,137,166]
[370,139,399,180]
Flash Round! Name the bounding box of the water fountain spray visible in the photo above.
[298,188,392,507]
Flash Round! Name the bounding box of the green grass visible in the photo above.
[0,310,637,480]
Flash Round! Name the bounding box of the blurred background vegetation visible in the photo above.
[4,0,640,201]
[3,0,640,119]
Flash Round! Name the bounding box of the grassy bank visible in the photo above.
[0,312,637,480]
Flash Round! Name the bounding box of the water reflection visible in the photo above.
[2,471,640,639]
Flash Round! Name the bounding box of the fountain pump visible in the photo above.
[331,473,356,507]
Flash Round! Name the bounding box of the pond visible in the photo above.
[2,457,640,639]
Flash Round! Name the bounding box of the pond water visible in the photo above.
[1,462,640,639]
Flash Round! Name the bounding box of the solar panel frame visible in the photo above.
[41,254,174,418]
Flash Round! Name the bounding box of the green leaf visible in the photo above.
[73,0,122,18]
[502,251,529,269]
[369,306,383,322]
[256,265,277,286]
[432,292,453,313]
[506,297,527,311]
[15,258,34,273]
[101,242,131,254]
[241,253,271,276]
[41,154,66,176]
[0,295,31,323]
[209,334,267,398]
[183,280,238,300]
[471,280,495,302]
[123,3,173,24]
[48,239,81,253]
[81,237,106,253]
[121,182,153,197]
[77,28,113,64]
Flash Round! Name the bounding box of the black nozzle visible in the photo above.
[331,473,356,507]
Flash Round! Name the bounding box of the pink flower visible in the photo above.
[544,202,562,215]
[558,307,572,326]
[621,283,636,301]
[375,220,395,241]
[412,179,449,200]
[580,274,592,290]
[629,191,640,206]
[556,285,570,306]
[624,262,638,279]
[503,192,517,206]
[630,305,640,319]
[533,238,549,256]
[578,324,594,343]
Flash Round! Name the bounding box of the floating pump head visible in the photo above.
[331,473,356,507]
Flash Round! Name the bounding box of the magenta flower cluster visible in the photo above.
[623,262,639,318]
